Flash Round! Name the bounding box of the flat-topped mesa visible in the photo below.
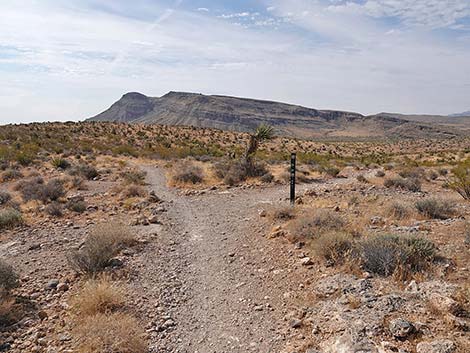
[87,91,462,139]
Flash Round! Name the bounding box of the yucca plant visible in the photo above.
[243,125,274,174]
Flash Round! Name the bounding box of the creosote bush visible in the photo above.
[171,161,204,184]
[0,208,23,229]
[72,276,125,316]
[68,223,134,274]
[73,312,147,353]
[415,198,456,219]
[449,164,470,200]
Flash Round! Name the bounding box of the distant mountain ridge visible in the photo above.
[88,91,463,139]
[449,111,470,117]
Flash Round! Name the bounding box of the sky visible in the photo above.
[0,0,470,124]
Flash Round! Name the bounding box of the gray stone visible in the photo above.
[416,340,456,353]
[389,318,415,339]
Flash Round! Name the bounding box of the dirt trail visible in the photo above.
[134,166,356,353]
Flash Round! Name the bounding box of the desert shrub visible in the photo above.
[43,178,66,201]
[398,167,425,179]
[67,200,87,213]
[375,170,385,177]
[438,168,448,176]
[272,206,295,220]
[68,223,134,274]
[122,185,147,198]
[51,157,71,170]
[449,164,470,200]
[348,195,359,207]
[72,277,125,316]
[0,208,22,229]
[415,198,456,219]
[69,164,99,180]
[171,162,204,184]
[386,202,411,220]
[311,210,345,230]
[260,172,274,183]
[384,164,394,171]
[1,169,23,182]
[17,177,65,203]
[0,296,19,327]
[73,312,147,353]
[384,177,421,192]
[69,176,86,190]
[453,284,470,314]
[357,234,436,276]
[0,259,19,291]
[120,170,146,185]
[289,210,345,241]
[427,170,438,181]
[45,202,63,217]
[0,191,11,205]
[311,232,353,265]
[322,166,340,177]
[356,174,368,183]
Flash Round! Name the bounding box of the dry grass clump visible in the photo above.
[398,167,425,180]
[384,177,421,192]
[67,199,87,213]
[213,159,269,185]
[271,206,295,220]
[288,209,345,241]
[122,184,147,198]
[415,198,456,219]
[357,234,437,276]
[68,223,134,274]
[0,259,19,291]
[386,202,411,220]
[72,276,125,316]
[311,232,353,265]
[0,259,20,327]
[171,161,204,184]
[0,208,23,229]
[45,202,63,217]
[73,312,147,353]
[453,284,470,316]
[120,169,146,185]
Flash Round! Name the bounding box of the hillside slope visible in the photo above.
[89,92,460,139]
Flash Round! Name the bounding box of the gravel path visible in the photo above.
[132,166,355,353]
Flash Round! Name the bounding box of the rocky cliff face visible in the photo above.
[89,92,461,139]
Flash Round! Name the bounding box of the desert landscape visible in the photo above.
[0,116,469,353]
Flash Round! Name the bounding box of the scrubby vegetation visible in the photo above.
[68,223,134,274]
[415,198,456,219]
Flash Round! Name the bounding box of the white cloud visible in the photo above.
[0,0,469,124]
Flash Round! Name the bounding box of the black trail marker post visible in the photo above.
[290,152,296,205]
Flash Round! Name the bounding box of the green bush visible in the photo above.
[0,208,23,229]
[51,157,71,170]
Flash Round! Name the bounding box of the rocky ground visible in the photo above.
[0,164,469,353]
